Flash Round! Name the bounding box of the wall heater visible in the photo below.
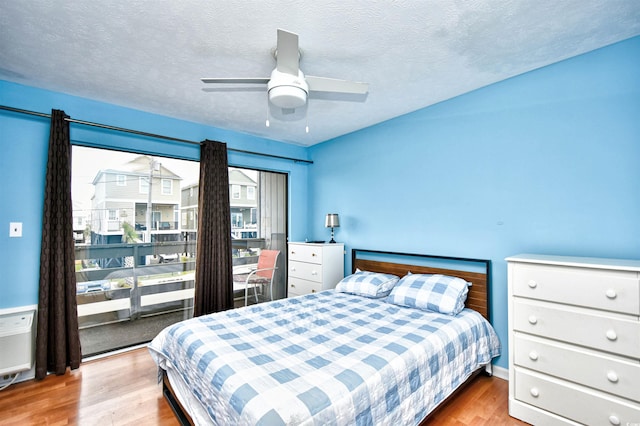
[0,310,35,376]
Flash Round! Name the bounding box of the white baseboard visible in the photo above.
[492,365,509,381]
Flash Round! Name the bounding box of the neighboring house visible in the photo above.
[180,169,258,240]
[229,169,258,239]
[72,200,89,244]
[91,155,183,247]
[180,182,199,242]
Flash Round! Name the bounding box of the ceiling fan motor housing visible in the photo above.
[268,69,309,109]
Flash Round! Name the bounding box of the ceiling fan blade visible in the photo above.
[276,29,299,76]
[201,78,269,84]
[306,76,369,94]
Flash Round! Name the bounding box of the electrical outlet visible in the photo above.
[9,222,22,238]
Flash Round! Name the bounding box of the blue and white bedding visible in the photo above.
[149,290,500,426]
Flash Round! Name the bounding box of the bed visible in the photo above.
[148,249,501,425]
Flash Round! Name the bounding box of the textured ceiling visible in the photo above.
[1,1,639,146]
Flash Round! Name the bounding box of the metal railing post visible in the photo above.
[130,244,141,320]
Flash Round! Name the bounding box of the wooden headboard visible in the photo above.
[352,249,491,321]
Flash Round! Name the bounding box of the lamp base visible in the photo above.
[328,227,337,243]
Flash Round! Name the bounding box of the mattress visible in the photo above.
[149,290,500,425]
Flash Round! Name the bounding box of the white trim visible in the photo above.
[141,288,194,306]
[0,305,38,315]
[492,364,509,381]
[77,298,130,317]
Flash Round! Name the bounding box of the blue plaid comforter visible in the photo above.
[149,291,500,425]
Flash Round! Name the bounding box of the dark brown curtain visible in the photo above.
[194,140,234,316]
[35,109,82,380]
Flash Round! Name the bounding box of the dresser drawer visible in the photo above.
[288,277,322,297]
[514,334,640,402]
[289,244,323,264]
[512,264,640,315]
[289,260,323,283]
[513,299,640,359]
[515,369,640,426]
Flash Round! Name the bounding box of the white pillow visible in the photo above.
[386,274,470,315]
[335,270,400,298]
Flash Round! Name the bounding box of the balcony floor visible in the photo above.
[79,310,190,357]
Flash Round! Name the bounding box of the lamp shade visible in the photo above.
[325,214,340,228]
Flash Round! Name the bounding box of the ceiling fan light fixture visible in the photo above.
[268,85,307,109]
[201,29,368,123]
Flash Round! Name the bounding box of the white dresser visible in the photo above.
[287,242,344,297]
[506,254,640,426]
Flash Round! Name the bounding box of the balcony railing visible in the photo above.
[134,221,180,231]
[75,238,266,328]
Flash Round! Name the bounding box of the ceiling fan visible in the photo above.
[201,29,369,124]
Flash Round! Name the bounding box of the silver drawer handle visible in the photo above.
[290,284,296,288]
[528,315,538,325]
[291,267,296,271]
[607,371,619,383]
[609,415,621,425]
[528,351,539,361]
[606,329,618,341]
[605,288,617,299]
[527,280,538,289]
[529,387,539,398]
[311,271,318,276]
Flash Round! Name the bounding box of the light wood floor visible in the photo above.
[0,348,528,425]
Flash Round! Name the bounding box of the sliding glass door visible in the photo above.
[72,146,288,357]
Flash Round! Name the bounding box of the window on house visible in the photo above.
[116,174,126,186]
[162,179,172,195]
[247,186,256,200]
[139,176,149,194]
[71,146,288,359]
[231,212,243,228]
[232,184,241,199]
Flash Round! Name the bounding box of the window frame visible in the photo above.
[231,184,241,199]
[247,186,256,200]
[162,178,173,195]
[139,176,149,194]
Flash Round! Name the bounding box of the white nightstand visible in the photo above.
[287,242,344,297]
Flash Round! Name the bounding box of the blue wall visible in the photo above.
[0,80,311,309]
[308,36,640,369]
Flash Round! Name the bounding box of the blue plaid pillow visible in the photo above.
[335,270,400,298]
[386,274,470,315]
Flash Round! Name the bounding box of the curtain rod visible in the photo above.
[0,104,313,164]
